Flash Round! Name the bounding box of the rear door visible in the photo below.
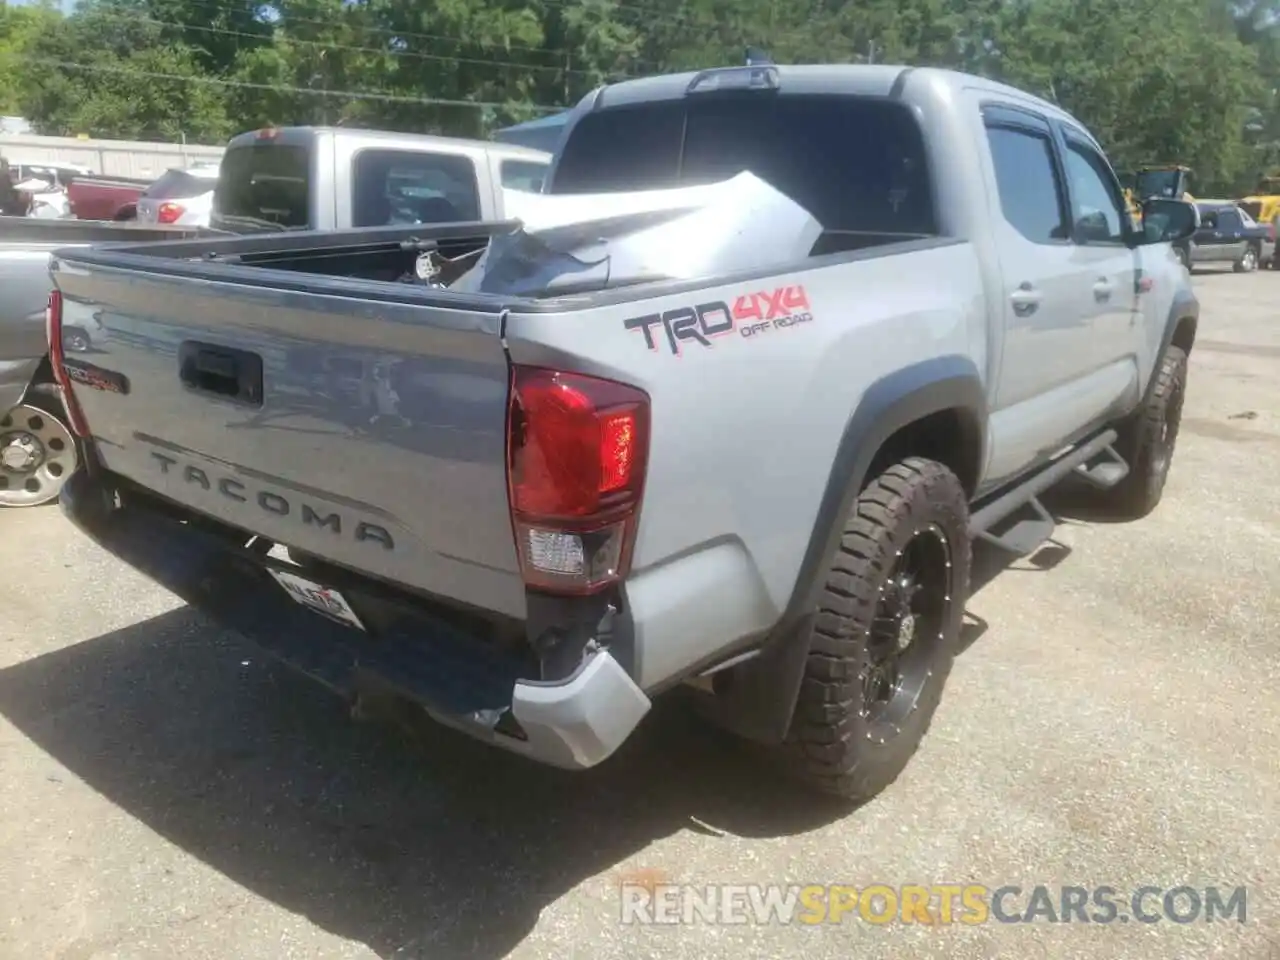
[1216,207,1248,261]
[1190,206,1231,263]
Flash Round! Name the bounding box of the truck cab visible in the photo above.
[209,127,552,233]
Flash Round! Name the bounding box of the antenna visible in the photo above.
[745,47,774,66]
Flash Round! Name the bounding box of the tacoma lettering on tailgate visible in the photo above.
[149,452,395,550]
[623,284,813,356]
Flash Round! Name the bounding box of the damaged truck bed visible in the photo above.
[47,63,1199,799]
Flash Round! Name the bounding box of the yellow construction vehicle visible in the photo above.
[1123,164,1194,219]
[1236,172,1280,226]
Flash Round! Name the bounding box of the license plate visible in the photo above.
[268,569,366,631]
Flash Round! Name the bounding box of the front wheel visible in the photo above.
[776,457,971,802]
[1108,346,1187,518]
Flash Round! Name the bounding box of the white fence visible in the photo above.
[0,133,225,180]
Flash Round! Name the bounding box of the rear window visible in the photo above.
[500,159,550,193]
[549,94,937,236]
[213,143,311,228]
[352,149,481,227]
[1239,200,1262,221]
[144,169,217,201]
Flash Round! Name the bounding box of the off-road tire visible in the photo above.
[778,457,971,802]
[1109,345,1187,518]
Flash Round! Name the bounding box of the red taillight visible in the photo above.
[45,289,90,437]
[156,201,184,224]
[506,365,650,594]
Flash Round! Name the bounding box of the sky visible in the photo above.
[8,0,78,12]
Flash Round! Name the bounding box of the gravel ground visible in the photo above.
[1,268,1277,960]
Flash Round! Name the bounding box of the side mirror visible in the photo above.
[1074,210,1113,244]
[1138,198,1199,245]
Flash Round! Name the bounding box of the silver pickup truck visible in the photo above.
[48,64,1199,800]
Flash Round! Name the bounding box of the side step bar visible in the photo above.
[969,429,1119,555]
[1072,443,1130,489]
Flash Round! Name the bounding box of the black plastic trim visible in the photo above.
[1148,288,1199,406]
[888,67,915,99]
[783,355,987,623]
[980,101,1053,134]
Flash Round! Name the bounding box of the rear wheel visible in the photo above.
[0,384,79,508]
[1234,244,1259,273]
[777,457,970,802]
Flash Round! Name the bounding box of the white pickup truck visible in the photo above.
[209,126,551,233]
[48,63,1199,800]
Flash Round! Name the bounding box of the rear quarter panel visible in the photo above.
[504,242,987,683]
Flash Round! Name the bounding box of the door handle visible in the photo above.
[178,341,264,405]
[1093,278,1113,302]
[1010,283,1041,317]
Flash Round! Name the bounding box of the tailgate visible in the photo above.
[52,260,526,618]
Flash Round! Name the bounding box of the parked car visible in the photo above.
[1,159,89,218]
[66,174,153,221]
[5,160,93,187]
[1174,200,1271,272]
[135,163,222,226]
[210,126,552,232]
[48,63,1199,799]
[0,216,215,506]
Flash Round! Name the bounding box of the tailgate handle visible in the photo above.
[178,341,263,406]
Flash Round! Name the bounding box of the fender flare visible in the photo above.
[1145,289,1199,408]
[700,355,988,744]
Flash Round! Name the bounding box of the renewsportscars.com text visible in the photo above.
[619,883,1248,926]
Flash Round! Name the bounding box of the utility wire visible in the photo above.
[17,55,569,111]
[145,0,634,64]
[109,0,688,68]
[109,12,625,77]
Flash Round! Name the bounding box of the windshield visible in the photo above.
[550,94,936,236]
[212,143,311,229]
[1134,169,1184,199]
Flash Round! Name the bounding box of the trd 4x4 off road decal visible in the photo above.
[623,284,814,356]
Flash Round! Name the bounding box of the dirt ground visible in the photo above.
[1,268,1277,960]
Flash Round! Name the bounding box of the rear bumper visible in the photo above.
[59,467,651,770]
